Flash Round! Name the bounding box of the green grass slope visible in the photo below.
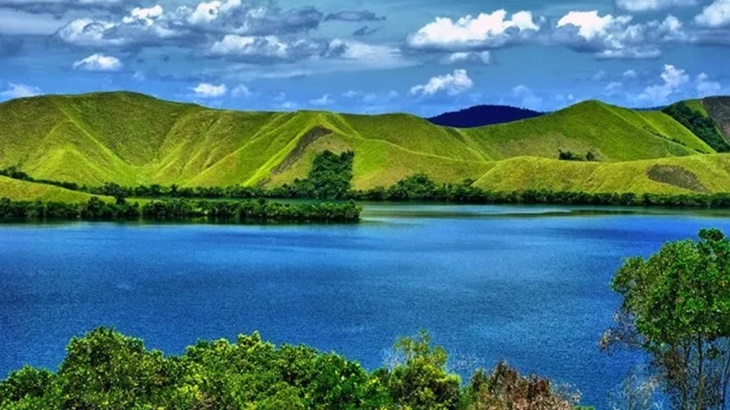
[0,176,98,202]
[0,92,722,194]
[462,101,713,160]
[473,154,730,195]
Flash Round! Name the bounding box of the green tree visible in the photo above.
[379,330,461,410]
[602,228,730,410]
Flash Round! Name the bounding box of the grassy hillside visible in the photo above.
[473,154,730,195]
[1,91,728,199]
[0,176,99,202]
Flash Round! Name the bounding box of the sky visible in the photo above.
[0,0,729,116]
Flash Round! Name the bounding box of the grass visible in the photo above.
[1,91,728,200]
[0,176,100,202]
[473,154,730,195]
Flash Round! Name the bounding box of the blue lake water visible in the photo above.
[2,203,730,408]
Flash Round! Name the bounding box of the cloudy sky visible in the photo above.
[0,0,728,115]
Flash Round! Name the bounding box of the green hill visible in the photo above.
[1,91,729,198]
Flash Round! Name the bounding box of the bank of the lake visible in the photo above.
[3,203,730,408]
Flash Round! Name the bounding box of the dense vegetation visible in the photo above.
[0,329,581,410]
[0,197,361,223]
[603,228,730,410]
[557,150,598,162]
[662,102,730,152]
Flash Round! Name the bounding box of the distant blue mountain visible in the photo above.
[428,105,544,128]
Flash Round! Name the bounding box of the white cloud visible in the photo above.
[443,51,492,64]
[72,53,122,71]
[616,0,696,12]
[407,10,540,51]
[175,0,321,35]
[696,73,722,96]
[309,94,334,106]
[0,83,41,99]
[341,90,361,99]
[211,35,288,59]
[695,0,730,27]
[122,5,164,26]
[512,84,542,109]
[209,35,347,63]
[638,64,690,103]
[279,101,298,110]
[554,11,686,59]
[54,0,322,50]
[604,81,623,96]
[410,69,474,96]
[191,82,227,98]
[623,69,638,79]
[231,84,251,97]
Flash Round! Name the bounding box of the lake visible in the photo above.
[2,203,730,408]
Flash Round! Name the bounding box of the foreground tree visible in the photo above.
[602,228,730,410]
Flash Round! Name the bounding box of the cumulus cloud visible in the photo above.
[0,83,41,99]
[410,69,474,96]
[54,0,325,51]
[324,10,384,22]
[695,0,730,28]
[554,11,686,59]
[623,69,638,79]
[209,35,345,63]
[176,0,322,36]
[442,51,492,64]
[604,81,623,96]
[72,53,122,71]
[191,82,227,98]
[309,94,334,106]
[696,73,722,96]
[634,65,724,103]
[407,10,540,51]
[616,0,696,12]
[0,0,125,17]
[512,84,542,109]
[231,84,251,97]
[638,64,690,103]
[122,5,163,26]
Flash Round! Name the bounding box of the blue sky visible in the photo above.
[0,0,729,115]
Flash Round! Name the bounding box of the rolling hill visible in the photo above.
[1,91,729,199]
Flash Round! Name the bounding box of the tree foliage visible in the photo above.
[0,197,361,223]
[602,228,730,410]
[0,328,580,410]
[662,103,730,153]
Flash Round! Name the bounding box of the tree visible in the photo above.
[602,228,730,410]
[379,330,461,410]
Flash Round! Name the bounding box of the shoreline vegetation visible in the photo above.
[0,197,362,224]
[0,328,584,410]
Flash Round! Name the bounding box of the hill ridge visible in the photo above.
[1,91,729,194]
